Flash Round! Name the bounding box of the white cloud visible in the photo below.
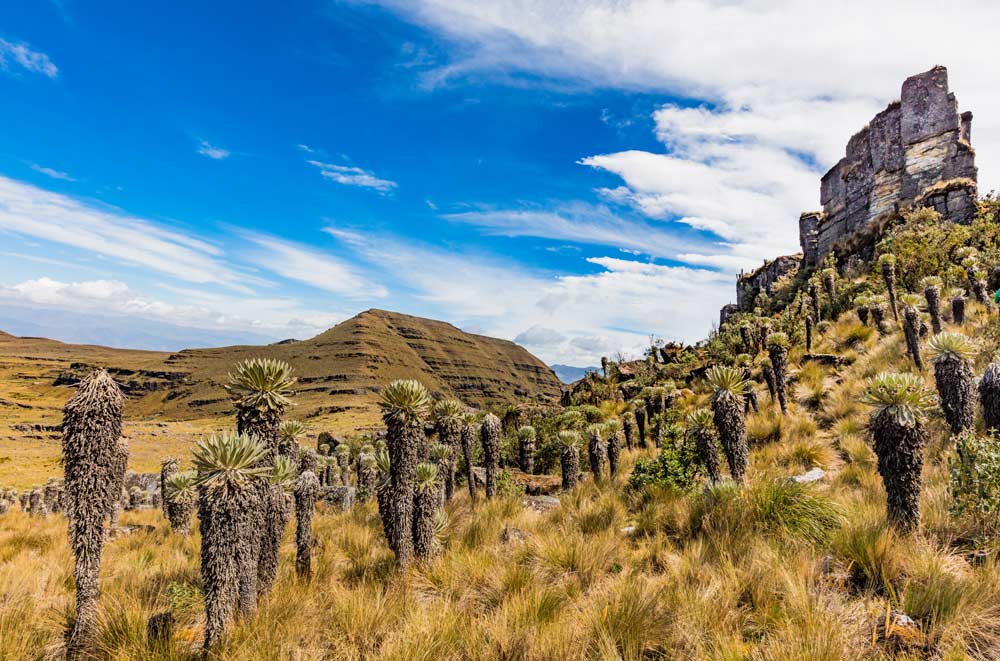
[0,39,58,78]
[29,163,75,181]
[197,141,230,160]
[324,226,729,364]
[307,160,398,193]
[514,325,566,347]
[239,230,388,299]
[0,175,259,292]
[581,143,817,267]
[444,202,708,259]
[376,0,1000,273]
[0,276,346,340]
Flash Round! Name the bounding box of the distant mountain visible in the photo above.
[0,308,563,430]
[550,364,599,383]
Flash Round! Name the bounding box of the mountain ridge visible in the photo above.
[0,308,563,433]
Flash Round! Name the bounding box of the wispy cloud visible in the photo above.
[0,175,259,292]
[307,160,398,193]
[444,201,712,262]
[29,163,75,181]
[323,225,729,363]
[0,38,58,78]
[0,276,347,340]
[374,0,1000,275]
[196,140,231,160]
[239,230,388,299]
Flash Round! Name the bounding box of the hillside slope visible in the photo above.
[0,309,561,430]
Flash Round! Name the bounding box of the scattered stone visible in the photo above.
[620,525,636,536]
[874,608,923,650]
[522,495,560,512]
[790,468,826,484]
[500,526,529,546]
[802,353,845,366]
[967,548,997,566]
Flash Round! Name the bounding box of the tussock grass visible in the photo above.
[7,268,1000,660]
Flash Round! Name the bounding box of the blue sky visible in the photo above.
[2,1,999,364]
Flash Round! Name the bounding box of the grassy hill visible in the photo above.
[0,308,561,486]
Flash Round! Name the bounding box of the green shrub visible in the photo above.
[495,469,526,497]
[876,206,1000,291]
[691,479,842,548]
[627,435,700,492]
[948,430,1000,541]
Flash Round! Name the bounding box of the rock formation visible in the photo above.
[809,65,976,265]
[723,66,977,318]
[735,255,802,312]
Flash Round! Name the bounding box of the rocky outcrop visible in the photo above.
[719,304,740,327]
[809,66,976,265]
[721,66,978,324]
[799,212,822,269]
[736,255,801,312]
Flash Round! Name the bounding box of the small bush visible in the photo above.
[833,520,904,596]
[948,430,1000,541]
[838,324,874,350]
[692,479,841,548]
[749,479,842,546]
[627,437,700,493]
[747,409,784,445]
[495,469,526,498]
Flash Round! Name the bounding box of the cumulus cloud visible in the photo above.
[376,0,1000,271]
[514,325,566,347]
[0,39,58,78]
[307,160,398,193]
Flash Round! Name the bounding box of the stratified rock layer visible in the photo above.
[810,66,976,264]
[723,66,977,320]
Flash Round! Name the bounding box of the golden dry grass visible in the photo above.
[2,289,1000,659]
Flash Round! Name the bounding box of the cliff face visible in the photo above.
[808,66,977,266]
[735,255,802,312]
[724,66,978,320]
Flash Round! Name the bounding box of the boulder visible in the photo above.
[790,468,826,484]
[322,486,356,511]
[500,526,529,546]
[522,495,560,512]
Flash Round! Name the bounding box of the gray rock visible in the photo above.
[500,526,529,545]
[791,468,826,484]
[322,486,356,511]
[523,495,560,512]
